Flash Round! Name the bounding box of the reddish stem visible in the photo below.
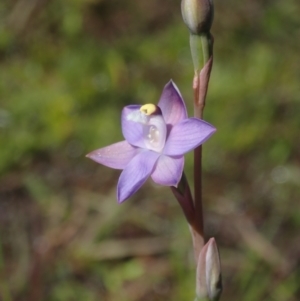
[192,43,214,254]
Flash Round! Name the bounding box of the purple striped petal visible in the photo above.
[121,105,145,148]
[158,81,187,126]
[163,118,216,156]
[86,141,138,169]
[117,150,160,203]
[151,155,184,186]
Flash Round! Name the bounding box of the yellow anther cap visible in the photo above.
[140,104,158,115]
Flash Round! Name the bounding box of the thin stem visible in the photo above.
[171,172,195,227]
[171,171,205,262]
[192,33,213,247]
[173,32,214,260]
[193,75,204,239]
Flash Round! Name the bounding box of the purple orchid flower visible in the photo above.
[86,81,216,203]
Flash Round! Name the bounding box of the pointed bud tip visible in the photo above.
[181,0,214,35]
[206,238,222,301]
[196,237,222,301]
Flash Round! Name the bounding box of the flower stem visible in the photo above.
[192,33,213,250]
[172,32,214,260]
[171,172,195,227]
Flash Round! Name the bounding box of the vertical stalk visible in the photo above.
[191,33,213,248]
[193,73,204,245]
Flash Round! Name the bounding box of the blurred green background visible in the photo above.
[0,0,299,300]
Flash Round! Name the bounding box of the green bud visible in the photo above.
[181,0,214,35]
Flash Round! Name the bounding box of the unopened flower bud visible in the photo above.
[196,238,222,301]
[205,238,222,300]
[181,0,214,35]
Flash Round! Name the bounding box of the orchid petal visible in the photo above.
[151,155,184,186]
[158,81,187,126]
[86,141,138,169]
[117,150,160,203]
[163,118,216,156]
[121,105,145,148]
